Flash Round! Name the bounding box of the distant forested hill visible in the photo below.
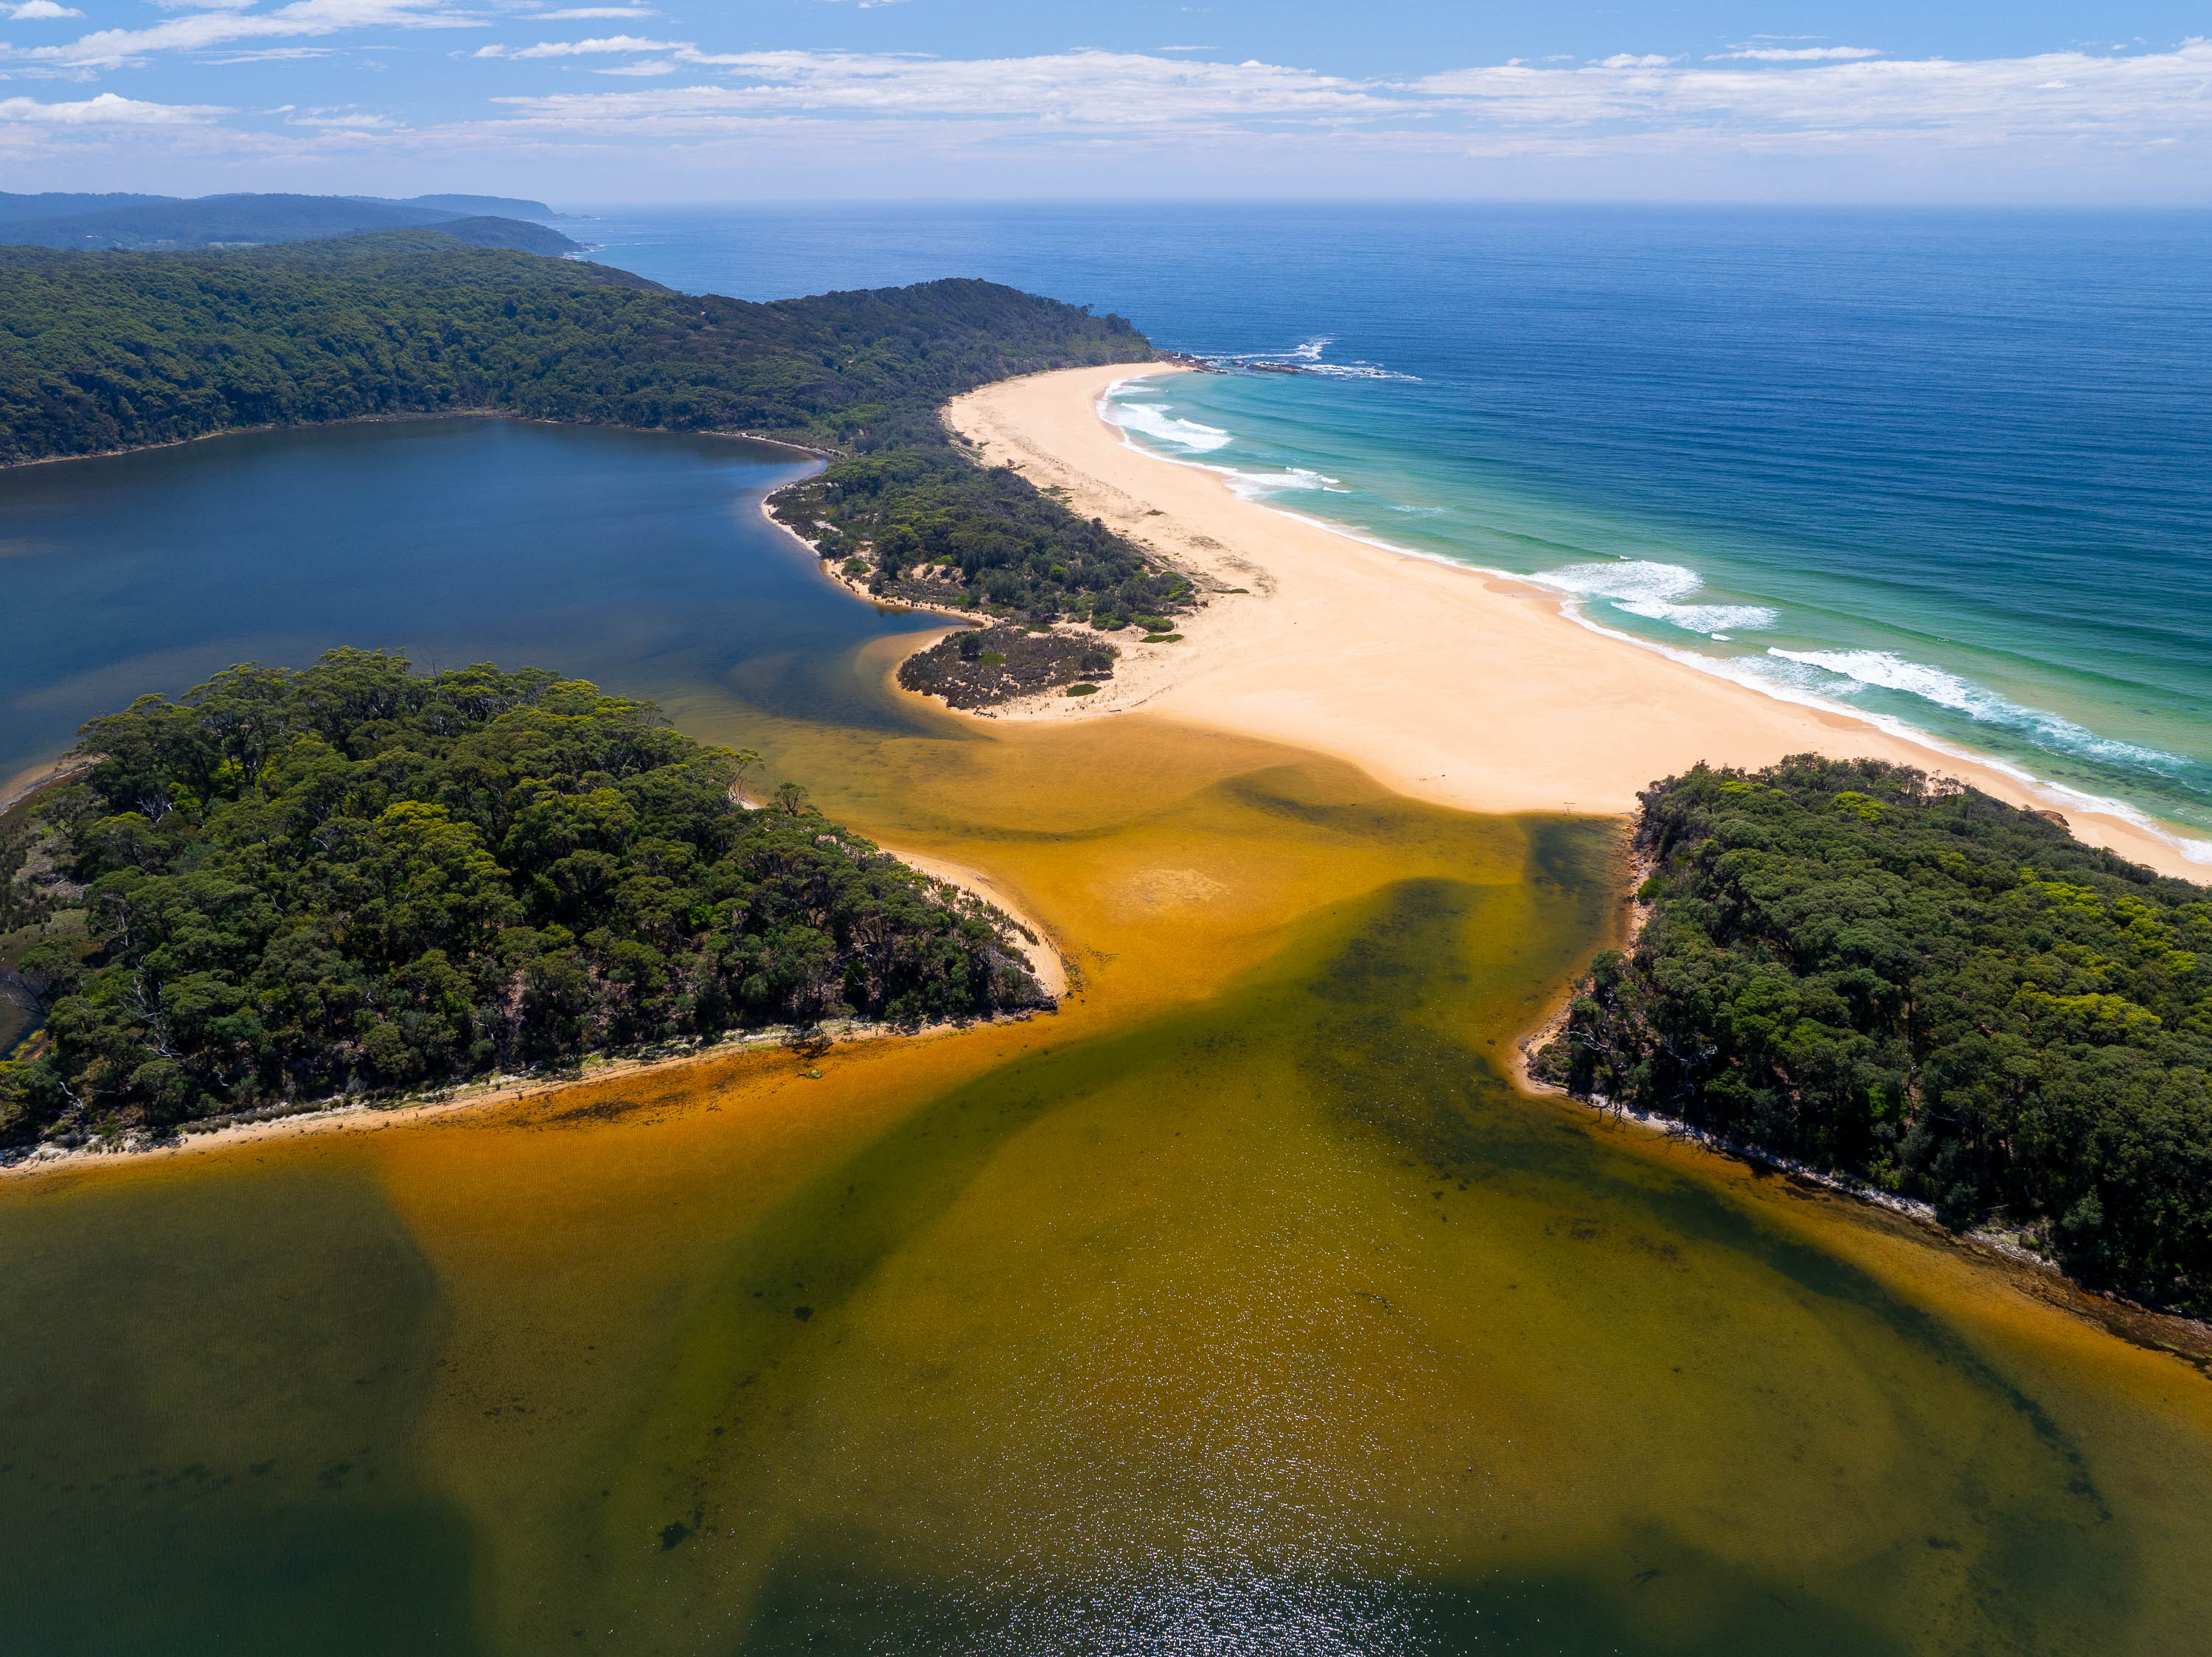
[1536,756,2212,1311]
[0,190,555,225]
[346,193,559,220]
[0,192,573,254]
[0,232,1150,460]
[0,192,174,224]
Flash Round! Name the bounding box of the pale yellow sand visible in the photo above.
[945,364,2206,883]
[881,846,1069,1000]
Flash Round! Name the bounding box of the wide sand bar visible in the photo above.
[947,364,2205,882]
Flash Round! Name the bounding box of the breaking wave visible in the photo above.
[1531,560,1780,637]
[1223,467,1351,500]
[1760,649,2202,782]
[1104,400,1234,452]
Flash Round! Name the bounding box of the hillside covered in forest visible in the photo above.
[0,232,1150,460]
[1534,756,2212,1311]
[0,651,1051,1145]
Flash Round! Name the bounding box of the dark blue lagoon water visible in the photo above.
[576,204,2212,859]
[0,417,945,794]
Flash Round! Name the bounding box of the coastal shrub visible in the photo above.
[897,629,1114,711]
[1067,684,1100,697]
[771,448,1190,630]
[1537,755,2212,1310]
[0,650,1051,1144]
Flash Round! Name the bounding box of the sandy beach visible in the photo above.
[946,363,2207,883]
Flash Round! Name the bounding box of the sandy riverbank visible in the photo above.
[732,767,1068,1000]
[946,363,2206,883]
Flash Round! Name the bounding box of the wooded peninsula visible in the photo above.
[1535,756,2212,1313]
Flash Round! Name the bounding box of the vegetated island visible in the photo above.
[0,229,1200,709]
[1533,756,2212,1315]
[0,650,1051,1153]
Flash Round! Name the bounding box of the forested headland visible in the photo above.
[0,232,1147,458]
[0,229,1182,645]
[0,650,1051,1147]
[1534,756,2212,1312]
[0,190,571,254]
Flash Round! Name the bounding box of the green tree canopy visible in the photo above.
[1537,756,2212,1310]
[0,650,1050,1142]
[0,233,1150,461]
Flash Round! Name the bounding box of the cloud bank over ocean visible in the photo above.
[3,7,2209,200]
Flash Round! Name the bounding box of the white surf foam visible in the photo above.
[1531,560,1781,637]
[1303,363,1424,382]
[1222,467,1350,500]
[1204,336,1422,381]
[1762,648,2198,779]
[1104,400,1234,453]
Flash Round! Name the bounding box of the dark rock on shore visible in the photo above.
[898,626,1119,709]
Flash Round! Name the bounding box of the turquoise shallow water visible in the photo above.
[574,204,2212,858]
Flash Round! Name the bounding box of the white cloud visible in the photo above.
[206,46,345,61]
[2,0,484,72]
[282,104,396,126]
[6,1,86,20]
[10,38,2212,199]
[529,6,658,16]
[507,34,685,57]
[480,42,2212,147]
[1711,46,1881,62]
[1412,39,2212,142]
[0,90,229,122]
[490,49,1395,125]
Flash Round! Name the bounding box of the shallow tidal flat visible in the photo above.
[4,425,2212,1655]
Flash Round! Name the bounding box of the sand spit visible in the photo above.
[944,364,2205,883]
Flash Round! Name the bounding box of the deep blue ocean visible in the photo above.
[576,203,2212,858]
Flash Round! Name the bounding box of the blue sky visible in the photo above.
[3,1,2208,202]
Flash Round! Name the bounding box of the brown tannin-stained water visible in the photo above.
[6,726,2211,1656]
[4,426,2211,1655]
